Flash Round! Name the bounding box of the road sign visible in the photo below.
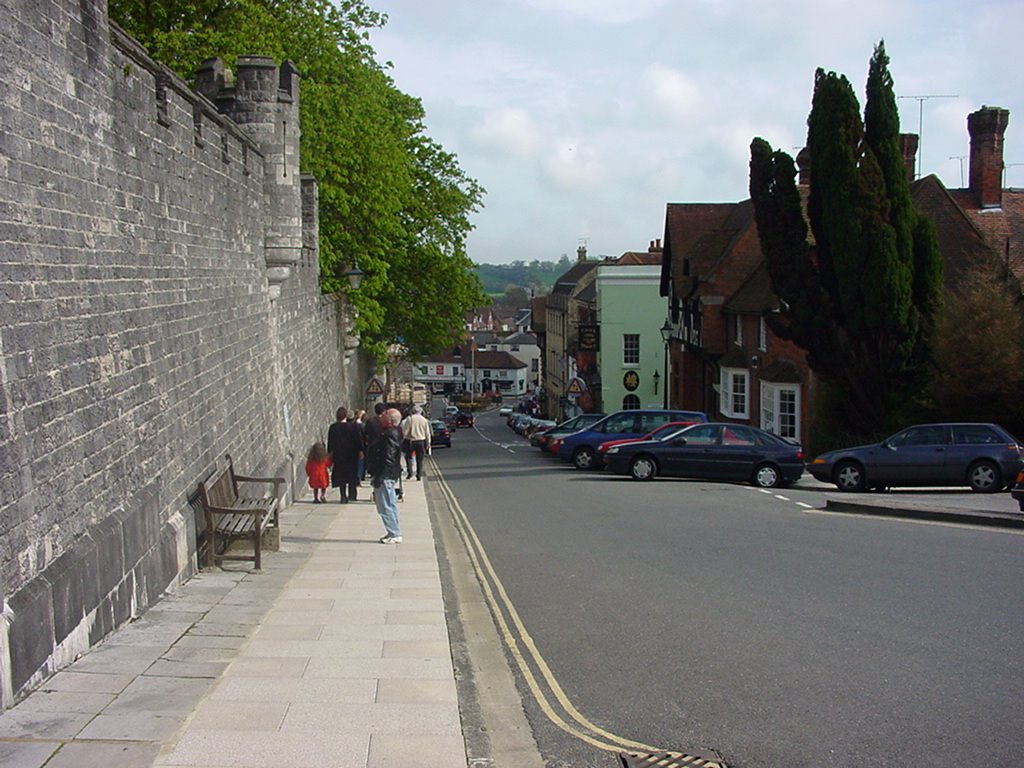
[366,376,385,396]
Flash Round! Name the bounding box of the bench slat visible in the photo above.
[198,455,285,570]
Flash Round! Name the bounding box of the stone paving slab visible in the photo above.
[0,479,468,768]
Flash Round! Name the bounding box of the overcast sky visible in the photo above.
[368,0,1024,265]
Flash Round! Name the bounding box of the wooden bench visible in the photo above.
[198,454,284,570]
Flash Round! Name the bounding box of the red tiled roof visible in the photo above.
[616,251,662,266]
[912,176,1024,290]
[661,201,760,297]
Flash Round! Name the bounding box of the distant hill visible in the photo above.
[475,257,572,296]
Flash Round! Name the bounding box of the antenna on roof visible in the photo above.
[1004,163,1024,188]
[898,94,958,179]
[949,156,966,187]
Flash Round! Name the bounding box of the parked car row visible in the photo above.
[511,409,1023,495]
[551,409,709,470]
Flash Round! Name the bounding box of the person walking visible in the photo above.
[327,407,362,503]
[366,407,403,543]
[304,441,332,504]
[399,405,432,480]
[363,402,386,458]
[353,409,367,483]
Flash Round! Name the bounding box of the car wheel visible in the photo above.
[752,463,781,488]
[630,455,656,481]
[968,460,1002,493]
[834,460,866,491]
[573,446,596,470]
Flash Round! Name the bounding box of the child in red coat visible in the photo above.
[305,441,332,503]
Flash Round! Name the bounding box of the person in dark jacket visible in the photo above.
[327,407,363,503]
[366,407,403,543]
[362,402,387,462]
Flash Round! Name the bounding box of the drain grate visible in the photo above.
[618,751,726,768]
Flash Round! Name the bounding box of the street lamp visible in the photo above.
[659,318,672,409]
[342,265,365,290]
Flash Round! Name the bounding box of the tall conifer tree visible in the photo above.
[750,42,942,438]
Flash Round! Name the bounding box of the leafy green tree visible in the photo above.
[749,42,943,438]
[109,0,487,360]
[928,265,1024,433]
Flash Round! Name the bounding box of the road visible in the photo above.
[429,405,1024,768]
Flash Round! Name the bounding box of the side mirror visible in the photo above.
[671,437,688,446]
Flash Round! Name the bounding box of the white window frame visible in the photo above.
[720,367,749,419]
[760,381,801,439]
[623,334,640,366]
[733,316,743,346]
[758,317,767,352]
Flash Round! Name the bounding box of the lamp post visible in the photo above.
[341,265,365,291]
[659,318,672,409]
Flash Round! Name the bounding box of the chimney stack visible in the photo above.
[967,105,1009,209]
[796,147,810,186]
[577,244,587,262]
[899,133,919,182]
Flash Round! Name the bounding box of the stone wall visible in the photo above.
[0,0,368,706]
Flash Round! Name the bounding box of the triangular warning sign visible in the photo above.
[366,376,385,396]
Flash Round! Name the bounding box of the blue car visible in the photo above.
[808,422,1022,493]
[553,409,708,470]
[603,422,805,487]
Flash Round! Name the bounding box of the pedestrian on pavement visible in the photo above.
[305,440,332,504]
[367,407,403,543]
[327,406,363,503]
[363,402,386,460]
[354,408,367,483]
[399,405,432,480]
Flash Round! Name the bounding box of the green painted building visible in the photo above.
[595,260,667,413]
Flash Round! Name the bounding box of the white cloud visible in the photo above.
[470,108,545,159]
[513,0,672,25]
[641,64,705,127]
[539,138,608,191]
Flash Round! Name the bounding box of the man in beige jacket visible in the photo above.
[399,405,432,480]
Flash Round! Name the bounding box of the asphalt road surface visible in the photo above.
[430,406,1024,768]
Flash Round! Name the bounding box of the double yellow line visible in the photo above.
[431,463,726,767]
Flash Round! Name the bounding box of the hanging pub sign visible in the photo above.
[623,370,640,391]
[578,323,599,351]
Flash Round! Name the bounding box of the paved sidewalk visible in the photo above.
[0,477,469,768]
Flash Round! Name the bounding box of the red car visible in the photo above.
[597,421,699,457]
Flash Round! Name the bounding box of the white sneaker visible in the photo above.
[379,535,402,544]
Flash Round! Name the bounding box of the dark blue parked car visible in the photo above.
[603,422,805,488]
[808,422,1022,493]
[553,409,708,470]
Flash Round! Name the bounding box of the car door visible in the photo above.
[878,425,950,485]
[713,425,762,480]
[662,424,723,478]
[601,412,641,440]
[947,424,1006,483]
